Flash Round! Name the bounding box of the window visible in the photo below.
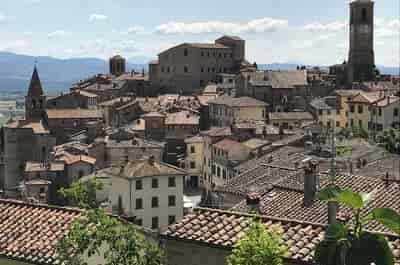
[184,48,188,56]
[190,146,195,153]
[362,8,367,22]
[212,67,215,73]
[151,217,159,229]
[350,105,355,113]
[135,219,142,226]
[394,108,399,117]
[184,66,188,73]
[336,121,340,127]
[190,161,196,169]
[168,215,176,225]
[358,120,363,128]
[327,121,331,128]
[350,119,354,127]
[217,167,221,177]
[136,180,142,190]
[207,67,210,73]
[168,177,176,187]
[152,178,158,188]
[168,195,176,207]
[161,66,164,72]
[336,109,340,115]
[201,51,204,56]
[201,67,204,73]
[223,169,227,180]
[151,197,159,208]
[358,105,363,114]
[39,187,45,193]
[318,109,323,116]
[135,198,143,209]
[378,108,382,116]
[167,66,170,73]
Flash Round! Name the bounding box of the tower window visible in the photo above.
[362,8,367,22]
[184,48,188,56]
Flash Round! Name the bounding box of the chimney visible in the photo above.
[303,160,318,207]
[387,96,390,106]
[148,155,155,165]
[246,192,261,213]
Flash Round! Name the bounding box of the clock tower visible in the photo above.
[348,0,375,83]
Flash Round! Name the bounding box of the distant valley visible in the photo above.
[0,51,398,96]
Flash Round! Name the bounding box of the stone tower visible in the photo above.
[109,55,126,76]
[25,66,46,121]
[348,0,375,83]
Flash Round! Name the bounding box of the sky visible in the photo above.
[0,0,399,66]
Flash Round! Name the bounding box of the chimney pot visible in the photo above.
[303,160,318,207]
[246,192,261,213]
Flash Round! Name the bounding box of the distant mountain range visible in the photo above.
[0,51,398,96]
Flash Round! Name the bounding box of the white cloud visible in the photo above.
[89,14,108,22]
[121,25,145,35]
[0,13,9,24]
[302,21,346,33]
[154,17,288,35]
[47,30,71,39]
[0,40,33,54]
[297,34,335,49]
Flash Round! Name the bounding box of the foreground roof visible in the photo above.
[0,199,81,265]
[161,207,400,264]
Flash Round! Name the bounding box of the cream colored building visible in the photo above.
[183,136,204,189]
[109,156,186,230]
[347,91,381,131]
[149,36,249,94]
[269,112,314,129]
[310,98,338,128]
[332,89,363,128]
[208,95,268,127]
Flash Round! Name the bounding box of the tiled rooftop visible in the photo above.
[161,207,400,264]
[232,174,400,234]
[0,199,81,264]
[208,95,268,107]
[46,109,101,119]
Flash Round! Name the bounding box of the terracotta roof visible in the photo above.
[208,95,268,107]
[161,207,400,264]
[25,161,65,172]
[201,127,232,137]
[349,92,382,104]
[270,112,314,121]
[46,109,101,119]
[113,158,186,180]
[310,98,332,110]
[57,154,96,165]
[76,90,98,98]
[25,179,52,185]
[0,199,81,264]
[246,70,308,88]
[214,138,248,153]
[233,174,400,234]
[5,120,50,134]
[165,111,199,125]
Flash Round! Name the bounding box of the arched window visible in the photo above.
[362,8,367,22]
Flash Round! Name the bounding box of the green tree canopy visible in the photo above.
[58,180,162,265]
[227,219,288,265]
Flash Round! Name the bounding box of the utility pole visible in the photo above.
[328,117,338,224]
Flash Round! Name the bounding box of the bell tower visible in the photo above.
[25,66,46,121]
[348,0,375,83]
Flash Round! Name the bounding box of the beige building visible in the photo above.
[310,97,338,128]
[149,36,249,94]
[109,156,186,230]
[208,95,268,127]
[183,136,204,189]
[269,112,314,129]
[212,138,252,187]
[332,89,363,129]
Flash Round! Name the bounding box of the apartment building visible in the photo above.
[110,156,186,230]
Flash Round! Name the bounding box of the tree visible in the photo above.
[58,180,162,265]
[227,219,288,265]
[378,128,400,154]
[314,186,400,265]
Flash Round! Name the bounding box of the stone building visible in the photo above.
[142,112,166,141]
[44,109,102,144]
[183,136,204,189]
[109,55,126,76]
[208,95,268,127]
[269,112,314,130]
[88,128,165,169]
[109,156,186,230]
[149,36,250,94]
[330,0,376,85]
[235,70,309,112]
[47,90,98,109]
[0,67,56,196]
[98,97,142,127]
